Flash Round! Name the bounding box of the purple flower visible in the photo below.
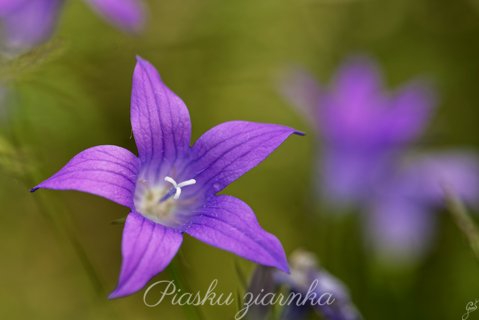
[282,56,479,262]
[32,57,302,298]
[0,0,144,53]
[367,152,479,263]
[282,57,436,207]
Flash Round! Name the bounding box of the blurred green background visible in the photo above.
[1,0,479,319]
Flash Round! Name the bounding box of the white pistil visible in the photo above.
[164,176,197,200]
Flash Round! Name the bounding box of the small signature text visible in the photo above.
[462,299,479,320]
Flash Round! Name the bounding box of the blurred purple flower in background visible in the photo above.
[282,56,479,262]
[283,57,436,207]
[0,0,144,53]
[32,57,303,298]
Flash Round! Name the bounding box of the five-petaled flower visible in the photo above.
[32,56,303,298]
[0,0,145,53]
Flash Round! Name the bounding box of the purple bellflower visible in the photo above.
[282,56,479,262]
[282,56,436,207]
[0,0,144,53]
[32,57,303,298]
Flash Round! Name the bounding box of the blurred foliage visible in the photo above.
[1,0,479,319]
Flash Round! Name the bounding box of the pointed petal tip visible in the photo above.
[133,55,164,82]
[258,253,289,274]
[108,288,128,300]
[293,130,306,136]
[277,261,290,274]
[278,124,304,137]
[134,56,152,71]
[274,250,290,274]
[108,292,119,300]
[30,186,39,193]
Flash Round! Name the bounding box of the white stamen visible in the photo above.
[177,179,197,188]
[164,176,197,200]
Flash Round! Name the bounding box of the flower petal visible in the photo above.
[130,57,192,165]
[318,57,386,146]
[109,212,182,298]
[189,121,302,194]
[382,81,436,144]
[331,56,383,114]
[85,0,144,33]
[186,195,289,273]
[32,145,139,208]
[0,0,26,14]
[0,0,63,52]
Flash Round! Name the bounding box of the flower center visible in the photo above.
[134,176,197,227]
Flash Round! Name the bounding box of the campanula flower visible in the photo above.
[32,57,303,298]
[0,0,144,53]
[282,56,436,207]
[282,56,479,262]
